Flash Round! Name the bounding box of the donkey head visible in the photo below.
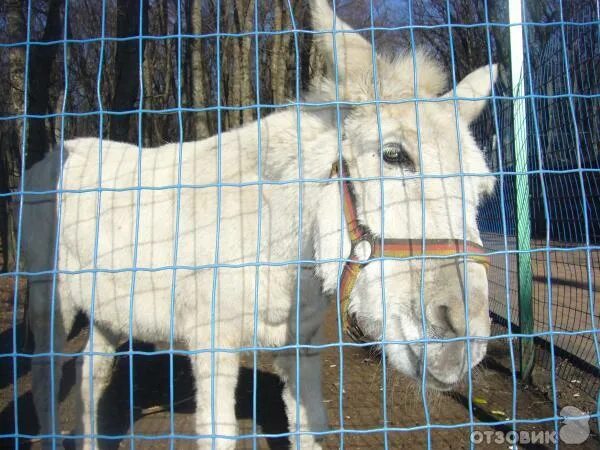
[310,0,497,390]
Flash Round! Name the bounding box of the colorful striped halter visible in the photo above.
[330,159,490,336]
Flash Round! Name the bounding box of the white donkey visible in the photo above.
[21,0,497,448]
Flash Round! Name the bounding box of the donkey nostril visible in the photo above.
[427,304,462,338]
[429,304,450,327]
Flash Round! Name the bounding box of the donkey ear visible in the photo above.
[311,0,375,87]
[443,64,498,124]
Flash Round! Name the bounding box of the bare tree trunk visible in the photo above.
[270,1,285,104]
[225,4,241,128]
[0,134,19,273]
[142,0,175,146]
[188,0,211,139]
[235,0,255,124]
[26,0,64,168]
[110,0,149,143]
[220,37,231,131]
[161,0,175,142]
[142,41,155,146]
[294,1,316,92]
[3,0,26,272]
[7,0,25,147]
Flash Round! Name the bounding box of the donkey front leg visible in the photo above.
[74,325,118,450]
[274,348,328,450]
[192,352,240,449]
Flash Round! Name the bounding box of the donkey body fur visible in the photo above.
[21,1,497,448]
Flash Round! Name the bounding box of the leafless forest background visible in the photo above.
[0,0,590,272]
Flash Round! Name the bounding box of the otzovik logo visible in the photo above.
[559,406,591,444]
[470,406,591,445]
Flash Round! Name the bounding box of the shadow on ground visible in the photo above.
[0,323,290,450]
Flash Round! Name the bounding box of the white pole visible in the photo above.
[508,0,534,380]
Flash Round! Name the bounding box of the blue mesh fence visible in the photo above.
[473,2,600,399]
[1,0,599,449]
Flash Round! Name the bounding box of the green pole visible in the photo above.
[509,0,535,381]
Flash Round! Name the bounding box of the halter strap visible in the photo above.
[330,160,490,336]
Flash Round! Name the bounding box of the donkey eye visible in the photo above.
[382,143,414,170]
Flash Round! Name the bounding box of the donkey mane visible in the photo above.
[308,50,448,103]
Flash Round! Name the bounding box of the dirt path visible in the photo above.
[1,276,598,449]
[483,232,599,374]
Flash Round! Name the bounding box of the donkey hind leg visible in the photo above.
[74,325,119,450]
[192,352,240,450]
[29,279,69,450]
[274,349,328,450]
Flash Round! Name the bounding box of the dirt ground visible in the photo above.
[483,233,599,370]
[1,274,598,450]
